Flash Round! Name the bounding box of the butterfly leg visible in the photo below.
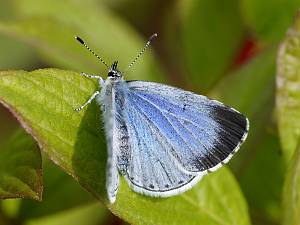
[80,72,104,86]
[74,91,100,111]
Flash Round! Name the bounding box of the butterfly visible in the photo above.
[74,34,249,203]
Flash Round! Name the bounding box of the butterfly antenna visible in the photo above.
[75,36,109,69]
[126,33,158,71]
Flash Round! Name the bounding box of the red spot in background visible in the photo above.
[232,37,260,68]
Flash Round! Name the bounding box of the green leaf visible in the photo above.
[0,0,164,81]
[240,131,284,224]
[18,158,94,219]
[0,69,250,225]
[0,129,42,200]
[179,0,244,92]
[241,0,300,44]
[26,203,111,225]
[1,199,21,219]
[282,140,300,225]
[277,14,300,162]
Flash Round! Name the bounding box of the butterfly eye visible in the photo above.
[108,71,116,77]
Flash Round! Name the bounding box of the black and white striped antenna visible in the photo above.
[126,33,158,71]
[75,36,110,69]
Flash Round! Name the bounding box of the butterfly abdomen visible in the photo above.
[99,79,122,203]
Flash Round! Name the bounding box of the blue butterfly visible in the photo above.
[74,34,249,203]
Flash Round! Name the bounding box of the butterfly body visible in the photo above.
[97,63,126,203]
[74,36,249,204]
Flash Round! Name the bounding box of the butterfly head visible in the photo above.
[108,61,122,79]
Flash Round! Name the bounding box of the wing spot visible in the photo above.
[165,184,169,188]
[183,120,191,126]
[121,135,129,140]
[178,180,184,184]
[149,184,154,189]
[120,125,126,129]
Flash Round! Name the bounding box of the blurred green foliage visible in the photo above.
[0,130,42,201]
[0,0,300,224]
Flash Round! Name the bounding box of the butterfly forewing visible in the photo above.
[113,81,248,197]
[126,81,249,173]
